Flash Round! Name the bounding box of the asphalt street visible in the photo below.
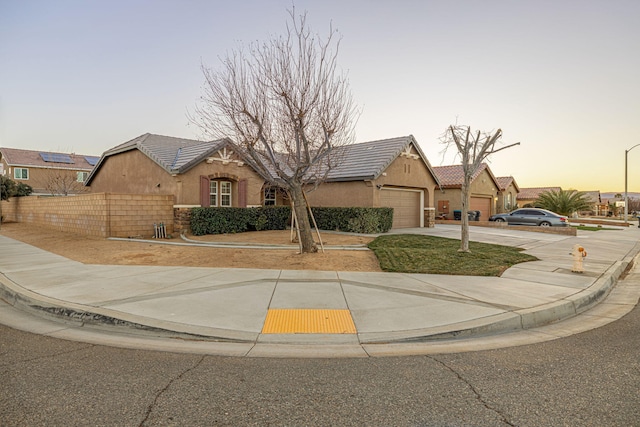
[1,294,638,426]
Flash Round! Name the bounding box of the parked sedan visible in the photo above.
[489,208,569,227]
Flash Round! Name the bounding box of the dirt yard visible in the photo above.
[0,222,381,272]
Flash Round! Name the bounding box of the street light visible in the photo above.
[624,143,640,222]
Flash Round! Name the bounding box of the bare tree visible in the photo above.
[191,8,358,253]
[41,170,89,196]
[441,125,520,252]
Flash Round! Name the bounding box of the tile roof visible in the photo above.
[0,147,98,170]
[432,163,497,189]
[517,187,562,200]
[495,176,519,192]
[326,135,437,182]
[88,133,441,187]
[86,133,231,184]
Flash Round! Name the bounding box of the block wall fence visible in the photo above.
[0,193,175,238]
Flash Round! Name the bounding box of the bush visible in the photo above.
[189,206,392,235]
[190,206,291,235]
[311,207,393,233]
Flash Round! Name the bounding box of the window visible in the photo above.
[505,193,512,209]
[209,181,218,206]
[209,180,232,207]
[220,181,232,207]
[77,172,89,182]
[264,187,276,206]
[14,168,29,180]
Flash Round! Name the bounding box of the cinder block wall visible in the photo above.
[107,194,175,238]
[1,193,175,238]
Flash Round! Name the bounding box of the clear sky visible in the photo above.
[1,0,639,192]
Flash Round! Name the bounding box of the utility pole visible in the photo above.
[624,144,640,223]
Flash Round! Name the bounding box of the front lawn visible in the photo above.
[368,234,538,276]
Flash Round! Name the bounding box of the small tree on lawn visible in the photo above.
[441,125,520,252]
[191,8,358,253]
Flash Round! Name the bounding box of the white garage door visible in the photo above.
[380,189,422,228]
[470,197,491,221]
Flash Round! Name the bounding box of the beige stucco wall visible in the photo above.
[88,149,266,206]
[497,183,519,213]
[434,168,500,217]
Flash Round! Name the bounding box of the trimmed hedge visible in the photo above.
[311,207,393,234]
[189,206,393,235]
[190,206,290,235]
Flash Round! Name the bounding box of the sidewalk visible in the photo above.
[1,225,639,357]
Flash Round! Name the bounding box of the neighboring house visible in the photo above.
[495,176,520,213]
[0,147,99,195]
[516,187,562,207]
[86,133,442,229]
[432,163,501,221]
[580,190,604,216]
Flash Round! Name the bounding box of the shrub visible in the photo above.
[190,206,291,235]
[189,206,392,235]
[311,207,393,233]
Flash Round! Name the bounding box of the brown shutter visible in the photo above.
[200,176,210,207]
[238,179,247,208]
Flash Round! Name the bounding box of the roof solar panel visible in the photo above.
[40,152,73,164]
[84,156,99,166]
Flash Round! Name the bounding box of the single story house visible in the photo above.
[516,187,562,207]
[432,163,501,221]
[86,133,442,228]
[0,147,99,195]
[495,176,520,213]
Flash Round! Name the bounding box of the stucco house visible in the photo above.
[516,187,562,207]
[432,163,501,221]
[495,176,520,213]
[0,147,99,195]
[86,133,441,229]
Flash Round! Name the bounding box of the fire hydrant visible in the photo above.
[570,244,587,273]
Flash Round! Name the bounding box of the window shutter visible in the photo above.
[200,175,210,207]
[238,179,247,208]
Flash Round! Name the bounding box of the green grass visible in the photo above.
[368,234,538,276]
[574,225,619,231]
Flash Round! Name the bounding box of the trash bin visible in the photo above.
[474,210,481,221]
[453,210,462,220]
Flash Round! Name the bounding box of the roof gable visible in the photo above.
[496,176,520,192]
[325,135,438,183]
[0,147,98,170]
[517,187,562,200]
[432,163,499,189]
[85,133,233,185]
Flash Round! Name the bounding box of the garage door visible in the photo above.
[380,189,422,228]
[470,197,491,221]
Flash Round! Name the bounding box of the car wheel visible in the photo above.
[494,218,506,223]
[539,221,551,227]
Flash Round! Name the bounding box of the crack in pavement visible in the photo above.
[138,355,207,427]
[427,355,516,427]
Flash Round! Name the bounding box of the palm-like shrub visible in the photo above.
[535,189,592,216]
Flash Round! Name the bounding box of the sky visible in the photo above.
[1,0,639,192]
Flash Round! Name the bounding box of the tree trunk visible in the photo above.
[459,179,470,253]
[290,184,318,253]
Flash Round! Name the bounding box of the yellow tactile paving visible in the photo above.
[261,309,357,334]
